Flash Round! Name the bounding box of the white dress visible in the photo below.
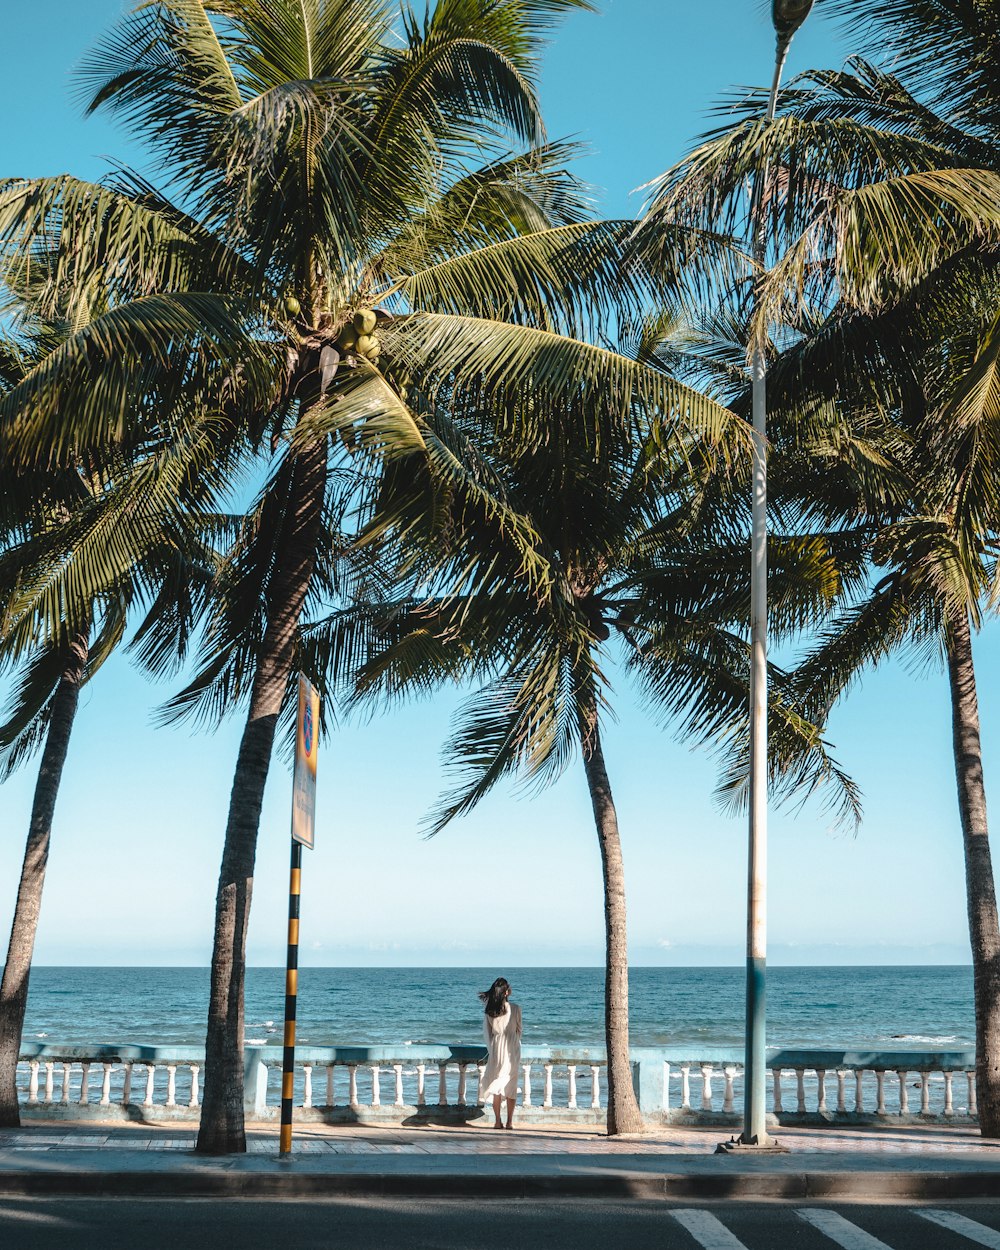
[480,1002,522,1101]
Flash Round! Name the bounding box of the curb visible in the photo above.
[3,1169,1000,1201]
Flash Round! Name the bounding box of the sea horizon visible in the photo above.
[20,965,976,1051]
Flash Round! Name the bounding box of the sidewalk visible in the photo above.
[3,1120,1000,1200]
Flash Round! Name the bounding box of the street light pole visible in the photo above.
[731,0,814,1153]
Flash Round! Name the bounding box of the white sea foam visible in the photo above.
[883,1034,960,1045]
[246,1037,266,1045]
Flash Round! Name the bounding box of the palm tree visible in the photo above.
[637,0,1000,1128]
[637,0,1000,1135]
[0,331,223,1125]
[0,266,235,1125]
[0,0,735,1152]
[311,336,855,1133]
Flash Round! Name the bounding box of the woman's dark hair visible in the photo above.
[478,977,511,1018]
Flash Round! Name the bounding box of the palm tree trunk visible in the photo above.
[0,630,89,1127]
[579,687,644,1136]
[196,441,327,1154]
[945,609,1000,1137]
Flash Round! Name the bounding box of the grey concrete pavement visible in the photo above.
[4,1120,1000,1201]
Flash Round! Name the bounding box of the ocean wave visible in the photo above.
[882,1034,961,1045]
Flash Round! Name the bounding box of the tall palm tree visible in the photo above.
[310,340,855,1133]
[0,0,734,1151]
[637,0,1000,1127]
[0,343,223,1126]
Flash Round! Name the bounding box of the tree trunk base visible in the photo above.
[607,1105,646,1136]
[195,1124,247,1155]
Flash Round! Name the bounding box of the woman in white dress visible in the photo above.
[478,976,521,1129]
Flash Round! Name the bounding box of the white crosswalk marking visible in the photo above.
[796,1208,894,1249]
[918,1209,1000,1248]
[671,1209,749,1249]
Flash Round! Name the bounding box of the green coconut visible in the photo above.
[336,326,358,351]
[284,295,301,316]
[356,333,380,357]
[353,308,377,335]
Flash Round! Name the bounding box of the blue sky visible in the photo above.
[0,0,991,967]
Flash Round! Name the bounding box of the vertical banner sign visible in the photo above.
[280,675,320,1157]
[291,675,320,849]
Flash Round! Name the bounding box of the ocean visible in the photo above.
[20,965,974,1051]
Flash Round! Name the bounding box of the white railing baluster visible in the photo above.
[897,1070,908,1115]
[438,1063,448,1106]
[44,1062,54,1103]
[28,1061,39,1104]
[969,1072,978,1117]
[457,1064,467,1107]
[416,1064,426,1106]
[920,1072,930,1116]
[772,1068,783,1114]
[591,1066,601,1110]
[876,1070,886,1115]
[370,1065,381,1107]
[303,1064,313,1109]
[795,1068,806,1114]
[101,1063,113,1107]
[144,1065,155,1107]
[61,1063,71,1105]
[701,1065,713,1112]
[944,1071,954,1115]
[522,1064,532,1108]
[723,1066,736,1114]
[348,1064,359,1107]
[543,1064,553,1109]
[79,1063,90,1106]
[166,1065,177,1108]
[188,1065,199,1108]
[567,1065,578,1109]
[854,1069,864,1113]
[816,1069,827,1114]
[394,1064,404,1108]
[680,1064,691,1111]
[122,1063,133,1107]
[836,1070,847,1114]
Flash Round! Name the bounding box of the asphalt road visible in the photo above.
[4,1199,1000,1250]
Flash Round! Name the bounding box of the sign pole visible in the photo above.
[279,837,302,1156]
[279,675,320,1158]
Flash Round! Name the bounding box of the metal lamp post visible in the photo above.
[726,0,815,1153]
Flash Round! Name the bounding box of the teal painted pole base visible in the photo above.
[740,954,775,1147]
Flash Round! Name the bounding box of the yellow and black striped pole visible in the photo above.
[279,837,303,1156]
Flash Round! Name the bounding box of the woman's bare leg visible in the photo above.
[504,1097,515,1129]
[492,1094,502,1127]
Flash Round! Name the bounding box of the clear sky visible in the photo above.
[0,0,991,968]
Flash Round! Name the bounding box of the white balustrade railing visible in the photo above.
[13,1043,980,1124]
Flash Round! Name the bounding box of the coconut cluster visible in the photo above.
[336,309,381,365]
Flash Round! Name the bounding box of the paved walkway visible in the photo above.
[4,1119,1000,1155]
[3,1120,1000,1199]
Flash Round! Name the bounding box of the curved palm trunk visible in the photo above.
[196,441,327,1155]
[945,609,1000,1137]
[0,630,89,1127]
[579,688,644,1136]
